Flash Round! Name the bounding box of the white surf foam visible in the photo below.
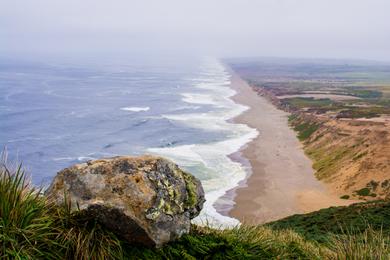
[120,106,150,112]
[181,93,219,106]
[148,58,258,228]
[149,129,257,227]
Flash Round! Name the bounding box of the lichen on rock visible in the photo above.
[45,155,205,247]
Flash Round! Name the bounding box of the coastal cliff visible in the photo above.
[252,83,390,200]
[230,59,390,202]
[289,114,390,200]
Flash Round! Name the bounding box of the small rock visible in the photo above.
[45,155,205,247]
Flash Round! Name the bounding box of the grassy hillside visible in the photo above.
[267,200,390,243]
[2,161,390,259]
[287,113,390,200]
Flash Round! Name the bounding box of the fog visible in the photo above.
[1,0,389,61]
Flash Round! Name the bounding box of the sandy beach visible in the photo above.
[225,71,352,224]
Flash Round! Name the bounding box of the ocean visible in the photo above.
[0,55,257,226]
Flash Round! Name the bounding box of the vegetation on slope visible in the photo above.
[288,114,320,141]
[282,97,390,119]
[0,160,123,259]
[288,113,390,200]
[267,200,390,243]
[283,97,335,110]
[125,225,327,259]
[1,159,390,259]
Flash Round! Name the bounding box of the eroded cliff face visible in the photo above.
[290,114,390,200]
[249,83,390,201]
[46,155,205,247]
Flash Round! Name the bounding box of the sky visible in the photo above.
[1,0,389,61]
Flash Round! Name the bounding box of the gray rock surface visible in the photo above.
[46,155,205,247]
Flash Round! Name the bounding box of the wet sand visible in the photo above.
[226,72,352,224]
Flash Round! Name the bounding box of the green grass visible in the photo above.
[124,225,328,259]
[0,163,61,259]
[327,227,390,259]
[282,97,335,109]
[0,158,123,259]
[347,89,382,99]
[267,200,390,243]
[354,186,377,198]
[2,157,390,259]
[311,147,352,179]
[288,115,321,141]
[294,122,320,141]
[356,188,371,196]
[288,114,298,122]
[337,106,390,118]
[284,97,390,118]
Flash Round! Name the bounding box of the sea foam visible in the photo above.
[120,107,150,112]
[148,58,258,228]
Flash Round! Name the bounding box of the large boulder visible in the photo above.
[46,155,205,247]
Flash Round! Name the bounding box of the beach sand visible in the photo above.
[224,72,353,224]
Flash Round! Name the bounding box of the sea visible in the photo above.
[0,55,258,226]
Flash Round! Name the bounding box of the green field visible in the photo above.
[229,58,390,118]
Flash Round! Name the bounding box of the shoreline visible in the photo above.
[219,70,352,224]
[212,149,252,217]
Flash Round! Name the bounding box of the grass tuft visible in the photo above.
[0,158,62,259]
[329,227,390,260]
[0,155,122,259]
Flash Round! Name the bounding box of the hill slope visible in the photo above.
[268,200,390,243]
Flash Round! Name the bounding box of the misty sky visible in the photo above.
[1,0,389,61]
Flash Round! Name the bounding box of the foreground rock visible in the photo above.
[46,155,205,247]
